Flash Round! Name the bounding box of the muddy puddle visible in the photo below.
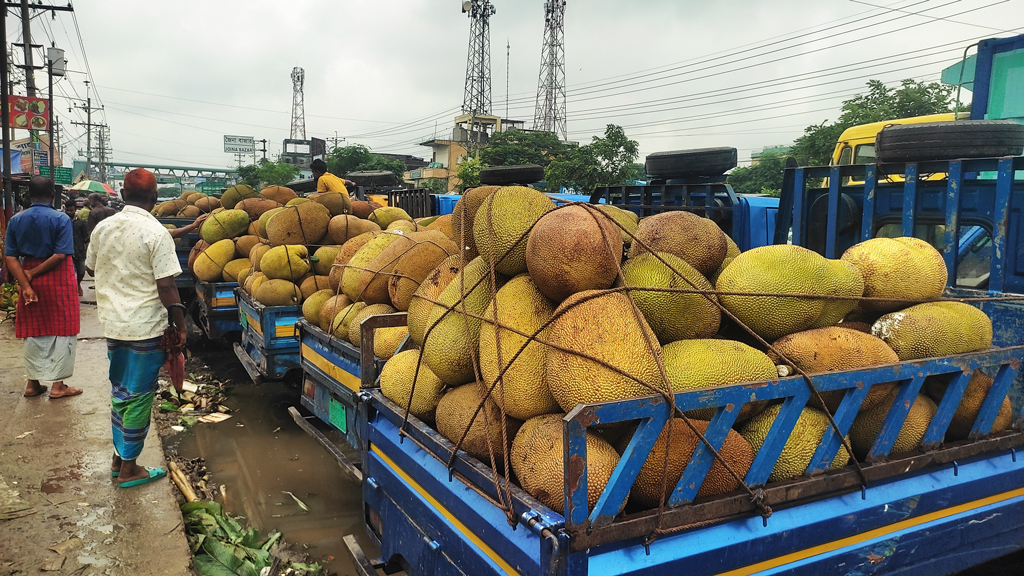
[165,352,378,575]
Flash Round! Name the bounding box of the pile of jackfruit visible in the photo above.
[333,185,1007,515]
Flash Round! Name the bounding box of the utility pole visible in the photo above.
[19,0,35,97]
[70,83,101,180]
[327,132,345,151]
[258,139,267,161]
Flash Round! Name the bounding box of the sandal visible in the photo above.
[117,467,167,488]
[24,384,48,397]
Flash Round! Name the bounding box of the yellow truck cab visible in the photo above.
[831,112,968,167]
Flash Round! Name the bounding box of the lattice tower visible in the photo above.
[290,67,306,140]
[462,0,496,115]
[532,0,567,140]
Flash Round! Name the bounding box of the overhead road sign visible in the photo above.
[224,135,255,154]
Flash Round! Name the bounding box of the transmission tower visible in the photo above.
[462,0,495,116]
[290,67,305,140]
[532,0,567,141]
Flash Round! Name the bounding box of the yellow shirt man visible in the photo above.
[310,159,356,195]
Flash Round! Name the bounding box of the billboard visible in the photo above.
[224,135,255,154]
[7,96,49,130]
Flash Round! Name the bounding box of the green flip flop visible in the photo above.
[117,466,167,488]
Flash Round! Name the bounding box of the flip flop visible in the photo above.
[110,471,119,477]
[48,387,83,399]
[117,467,167,488]
[24,385,48,397]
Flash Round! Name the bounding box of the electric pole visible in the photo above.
[70,90,102,181]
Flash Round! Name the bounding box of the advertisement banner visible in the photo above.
[7,95,49,130]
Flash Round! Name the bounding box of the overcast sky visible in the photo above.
[14,0,1023,171]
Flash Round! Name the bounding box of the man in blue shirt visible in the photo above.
[3,176,82,399]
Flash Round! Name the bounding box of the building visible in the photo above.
[416,114,526,191]
[750,145,792,165]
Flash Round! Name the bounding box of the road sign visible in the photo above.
[224,135,255,154]
[38,165,72,185]
[198,181,225,195]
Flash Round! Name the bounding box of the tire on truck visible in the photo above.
[478,164,545,186]
[645,147,738,178]
[874,120,1024,163]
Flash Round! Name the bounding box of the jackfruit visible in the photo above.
[525,204,623,302]
[194,196,220,213]
[474,186,555,276]
[716,245,864,340]
[259,185,297,205]
[621,252,720,343]
[298,275,331,299]
[316,294,353,332]
[255,279,302,307]
[341,232,406,302]
[625,419,755,507]
[373,326,409,359]
[387,235,461,311]
[234,198,282,220]
[662,339,776,422]
[924,369,1013,441]
[380,349,445,423]
[188,239,210,274]
[408,255,463,346]
[420,257,503,385]
[177,205,201,219]
[247,273,268,296]
[312,245,341,276]
[628,211,727,277]
[248,243,272,272]
[841,237,946,312]
[871,301,992,361]
[347,303,396,348]
[302,289,334,326]
[193,239,236,282]
[329,302,367,339]
[511,413,619,514]
[436,382,520,463]
[329,231,378,293]
[266,202,331,246]
[327,215,380,245]
[286,198,308,206]
[310,191,352,217]
[234,235,261,259]
[595,204,639,245]
[257,207,285,239]
[425,213,455,241]
[260,245,310,281]
[236,267,252,288]
[222,258,251,282]
[368,206,412,229]
[200,209,250,243]
[769,326,899,413]
[849,393,937,460]
[739,404,850,482]
[386,220,418,233]
[357,231,455,305]
[451,185,500,260]
[545,291,666,413]
[351,200,378,219]
[220,184,257,209]
[479,274,561,421]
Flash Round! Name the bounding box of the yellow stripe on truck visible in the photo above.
[301,343,361,392]
[716,485,1024,576]
[369,444,521,576]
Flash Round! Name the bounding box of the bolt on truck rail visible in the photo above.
[342,37,1024,576]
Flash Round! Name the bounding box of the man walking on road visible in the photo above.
[64,199,89,296]
[3,177,82,399]
[86,168,185,488]
[86,193,116,234]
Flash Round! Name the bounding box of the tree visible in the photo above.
[726,153,786,196]
[237,159,301,188]
[478,130,567,168]
[791,79,955,165]
[455,157,482,193]
[325,144,406,179]
[420,178,448,195]
[544,124,639,194]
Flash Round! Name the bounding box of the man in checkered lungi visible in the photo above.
[3,176,82,399]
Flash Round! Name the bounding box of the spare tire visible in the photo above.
[478,164,544,186]
[645,147,737,178]
[875,120,1024,163]
[346,170,399,187]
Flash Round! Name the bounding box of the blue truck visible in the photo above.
[233,288,302,383]
[341,33,1024,575]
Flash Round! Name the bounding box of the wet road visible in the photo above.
[166,344,379,575]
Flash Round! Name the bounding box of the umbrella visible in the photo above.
[70,179,116,196]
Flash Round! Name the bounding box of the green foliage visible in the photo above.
[237,159,301,188]
[544,124,639,194]
[624,162,646,182]
[158,186,179,196]
[479,130,567,168]
[791,79,955,166]
[455,157,483,194]
[420,178,449,194]
[727,153,786,196]
[326,144,406,179]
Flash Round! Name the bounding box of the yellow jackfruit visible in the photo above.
[525,204,623,302]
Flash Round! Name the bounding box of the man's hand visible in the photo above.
[192,213,209,228]
[18,283,37,305]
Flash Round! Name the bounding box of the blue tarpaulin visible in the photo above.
[0,151,24,173]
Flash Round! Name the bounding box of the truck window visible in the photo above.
[837,146,853,166]
[875,223,992,289]
[853,144,876,164]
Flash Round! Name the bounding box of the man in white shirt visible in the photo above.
[85,168,185,488]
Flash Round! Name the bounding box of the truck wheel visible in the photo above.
[645,147,737,178]
[346,170,399,187]
[875,120,1024,162]
[478,164,545,186]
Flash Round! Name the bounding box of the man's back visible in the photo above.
[5,203,72,259]
[85,205,180,340]
[87,203,116,234]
